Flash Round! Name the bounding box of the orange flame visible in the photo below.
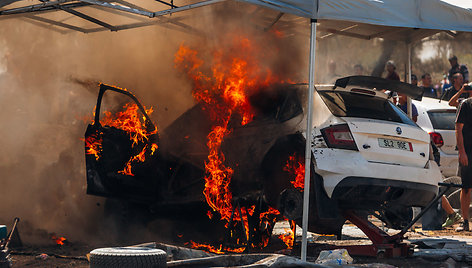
[85,102,158,176]
[278,229,294,249]
[51,235,67,245]
[84,133,102,161]
[187,241,245,254]
[284,154,305,190]
[175,34,288,251]
[101,103,156,147]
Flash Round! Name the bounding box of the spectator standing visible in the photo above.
[421,73,439,98]
[449,83,472,108]
[448,55,469,83]
[442,73,469,102]
[441,74,451,94]
[385,60,400,81]
[411,74,418,86]
[397,92,418,122]
[454,97,472,231]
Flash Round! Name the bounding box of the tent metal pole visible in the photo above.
[406,42,412,118]
[301,18,317,262]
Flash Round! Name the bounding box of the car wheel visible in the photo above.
[261,134,345,235]
[89,247,166,268]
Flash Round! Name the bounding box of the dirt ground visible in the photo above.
[6,221,472,267]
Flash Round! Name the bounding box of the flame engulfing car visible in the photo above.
[85,76,441,243]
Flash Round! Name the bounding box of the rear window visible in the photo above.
[319,91,416,126]
[428,110,456,130]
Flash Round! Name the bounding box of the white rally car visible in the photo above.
[310,76,442,228]
[414,97,458,177]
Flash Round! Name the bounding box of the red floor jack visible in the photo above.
[336,182,461,258]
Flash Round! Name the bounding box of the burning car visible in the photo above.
[84,76,441,249]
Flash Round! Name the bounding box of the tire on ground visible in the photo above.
[89,247,167,268]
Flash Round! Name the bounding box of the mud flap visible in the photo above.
[314,174,341,219]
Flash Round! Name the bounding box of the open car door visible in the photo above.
[84,84,160,202]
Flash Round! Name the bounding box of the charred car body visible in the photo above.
[85,76,441,241]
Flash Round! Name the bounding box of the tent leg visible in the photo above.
[406,42,412,118]
[301,18,317,262]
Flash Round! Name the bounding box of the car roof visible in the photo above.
[413,97,456,111]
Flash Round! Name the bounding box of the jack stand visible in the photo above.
[223,201,250,252]
[340,210,412,258]
[335,182,462,258]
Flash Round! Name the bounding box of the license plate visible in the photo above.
[378,138,412,151]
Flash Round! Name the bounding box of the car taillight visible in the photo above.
[429,132,444,147]
[321,124,358,150]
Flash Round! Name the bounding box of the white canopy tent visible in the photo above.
[2,0,472,261]
[219,0,472,260]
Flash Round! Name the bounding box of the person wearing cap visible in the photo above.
[385,60,400,81]
[448,55,469,83]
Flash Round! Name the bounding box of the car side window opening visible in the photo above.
[319,91,416,126]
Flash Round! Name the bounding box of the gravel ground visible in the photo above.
[5,219,472,267]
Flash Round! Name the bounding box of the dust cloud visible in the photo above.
[0,2,310,244]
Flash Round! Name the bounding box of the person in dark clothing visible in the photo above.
[397,93,418,122]
[448,55,469,83]
[411,74,418,86]
[449,81,472,108]
[421,73,439,98]
[385,60,400,81]
[442,73,469,102]
[454,97,472,231]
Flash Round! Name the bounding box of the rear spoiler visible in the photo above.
[335,76,424,101]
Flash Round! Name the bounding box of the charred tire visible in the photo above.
[279,188,304,220]
[261,134,345,235]
[89,247,167,268]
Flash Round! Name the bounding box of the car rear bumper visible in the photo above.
[331,176,438,209]
[314,149,442,198]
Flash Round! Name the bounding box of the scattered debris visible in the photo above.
[35,253,49,260]
[0,249,12,267]
[315,249,353,265]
